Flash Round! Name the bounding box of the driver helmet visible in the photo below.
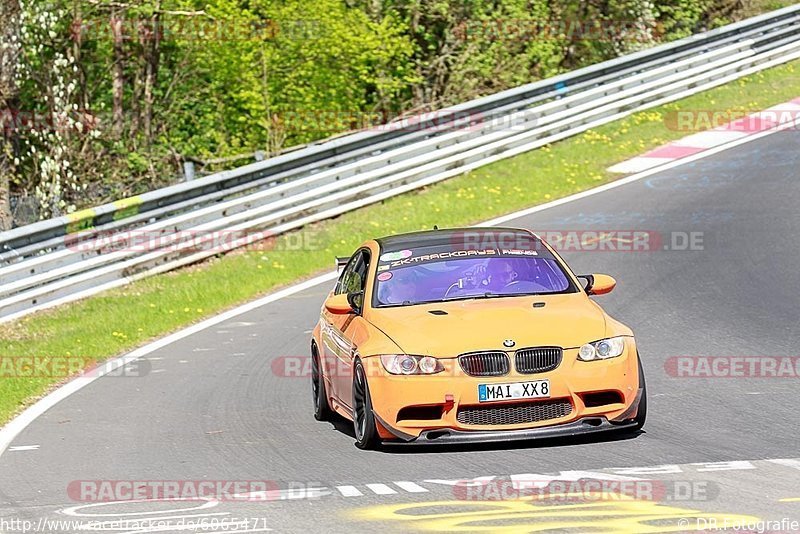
[485,259,518,290]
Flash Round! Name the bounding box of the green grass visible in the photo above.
[2,60,799,424]
[740,0,796,18]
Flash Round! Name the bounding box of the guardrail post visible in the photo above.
[183,161,196,181]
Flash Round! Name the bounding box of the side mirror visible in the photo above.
[325,293,353,314]
[581,274,616,295]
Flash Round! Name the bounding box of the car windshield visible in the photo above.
[373,241,576,307]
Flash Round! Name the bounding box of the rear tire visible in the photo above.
[352,359,380,450]
[633,355,647,430]
[312,345,333,422]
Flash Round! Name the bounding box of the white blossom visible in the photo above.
[15,1,86,220]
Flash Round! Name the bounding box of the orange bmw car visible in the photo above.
[311,227,646,449]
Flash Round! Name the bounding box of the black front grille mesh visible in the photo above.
[457,399,572,426]
[458,352,509,377]
[515,347,563,374]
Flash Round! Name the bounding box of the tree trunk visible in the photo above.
[111,8,125,138]
[142,7,161,145]
[0,0,22,231]
[72,0,88,111]
[0,162,11,231]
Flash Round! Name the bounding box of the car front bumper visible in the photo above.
[367,344,643,443]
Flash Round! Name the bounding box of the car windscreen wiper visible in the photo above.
[436,291,503,302]
[408,291,548,307]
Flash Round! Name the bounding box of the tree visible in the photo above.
[0,0,22,231]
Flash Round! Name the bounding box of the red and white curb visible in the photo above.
[609,97,800,174]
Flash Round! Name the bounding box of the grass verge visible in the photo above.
[2,60,799,425]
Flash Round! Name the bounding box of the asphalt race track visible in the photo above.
[1,132,799,533]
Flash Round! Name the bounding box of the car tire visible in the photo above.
[352,359,380,450]
[633,355,647,430]
[312,345,333,422]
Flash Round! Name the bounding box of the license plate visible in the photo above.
[478,380,550,402]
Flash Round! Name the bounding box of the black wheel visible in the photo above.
[312,345,333,421]
[352,359,380,450]
[633,355,647,430]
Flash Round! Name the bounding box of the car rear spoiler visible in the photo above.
[335,256,350,273]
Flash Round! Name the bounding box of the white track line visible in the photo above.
[336,485,364,497]
[0,272,338,456]
[1,112,797,459]
[394,481,429,493]
[365,483,397,495]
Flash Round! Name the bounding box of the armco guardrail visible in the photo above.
[1,6,799,322]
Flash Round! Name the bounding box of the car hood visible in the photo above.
[366,293,608,356]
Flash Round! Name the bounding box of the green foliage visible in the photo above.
[125,151,149,174]
[168,0,416,154]
[654,0,714,39]
[4,0,778,216]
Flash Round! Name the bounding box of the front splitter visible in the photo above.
[387,416,638,446]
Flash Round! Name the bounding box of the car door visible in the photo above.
[320,249,370,410]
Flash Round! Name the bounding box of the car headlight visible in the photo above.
[578,337,627,361]
[380,354,444,375]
